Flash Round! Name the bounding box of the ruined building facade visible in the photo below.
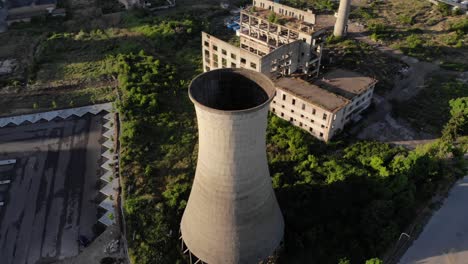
[202,0,376,141]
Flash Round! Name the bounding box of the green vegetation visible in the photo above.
[268,114,465,263]
[440,61,468,72]
[268,11,279,24]
[280,0,336,12]
[349,0,467,63]
[368,23,394,42]
[117,50,197,264]
[393,75,468,134]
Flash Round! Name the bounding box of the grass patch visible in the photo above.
[440,61,468,72]
[350,0,467,62]
[392,75,468,134]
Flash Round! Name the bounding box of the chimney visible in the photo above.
[180,68,284,263]
[334,0,352,37]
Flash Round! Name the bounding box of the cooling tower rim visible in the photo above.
[188,68,276,115]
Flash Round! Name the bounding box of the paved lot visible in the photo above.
[0,8,6,33]
[0,114,104,264]
[399,176,468,264]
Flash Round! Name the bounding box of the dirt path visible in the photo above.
[347,22,440,147]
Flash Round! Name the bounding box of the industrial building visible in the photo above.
[181,69,284,264]
[202,0,374,142]
[202,0,335,77]
[272,69,376,141]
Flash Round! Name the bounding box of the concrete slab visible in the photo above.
[103,122,113,129]
[103,140,114,149]
[0,160,15,166]
[100,171,113,183]
[103,113,113,121]
[0,113,105,263]
[399,176,468,264]
[103,129,114,139]
[98,211,115,227]
[100,159,114,171]
[99,197,115,211]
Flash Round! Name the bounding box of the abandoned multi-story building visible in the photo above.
[202,0,335,77]
[272,69,376,141]
[202,0,376,141]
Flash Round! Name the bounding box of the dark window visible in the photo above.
[312,109,316,115]
[272,108,275,112]
[222,49,227,55]
[250,62,257,69]
[282,105,285,108]
[292,99,296,105]
[231,63,237,68]
[231,53,236,59]
[282,94,286,100]
[281,112,284,117]
[290,117,293,122]
[204,49,210,56]
[309,127,313,132]
[205,66,210,71]
[323,113,327,120]
[301,114,304,118]
[299,122,302,127]
[213,45,218,51]
[320,132,323,137]
[222,58,227,67]
[291,110,294,113]
[302,103,305,110]
[321,124,325,128]
[241,58,246,64]
[311,119,314,123]
[204,41,209,47]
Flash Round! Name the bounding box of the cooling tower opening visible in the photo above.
[189,69,276,111]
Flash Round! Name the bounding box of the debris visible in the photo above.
[104,239,120,254]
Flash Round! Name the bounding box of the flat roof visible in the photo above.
[275,77,349,113]
[314,69,377,99]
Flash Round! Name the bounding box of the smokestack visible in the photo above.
[334,0,352,37]
[180,69,284,263]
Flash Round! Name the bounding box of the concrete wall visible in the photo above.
[202,32,261,72]
[270,88,340,141]
[270,84,374,142]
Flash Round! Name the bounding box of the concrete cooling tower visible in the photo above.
[334,0,352,37]
[180,69,284,264]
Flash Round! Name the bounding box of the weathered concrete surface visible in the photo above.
[399,176,468,264]
[181,69,284,263]
[0,114,104,264]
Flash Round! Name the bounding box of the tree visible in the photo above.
[365,258,383,264]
